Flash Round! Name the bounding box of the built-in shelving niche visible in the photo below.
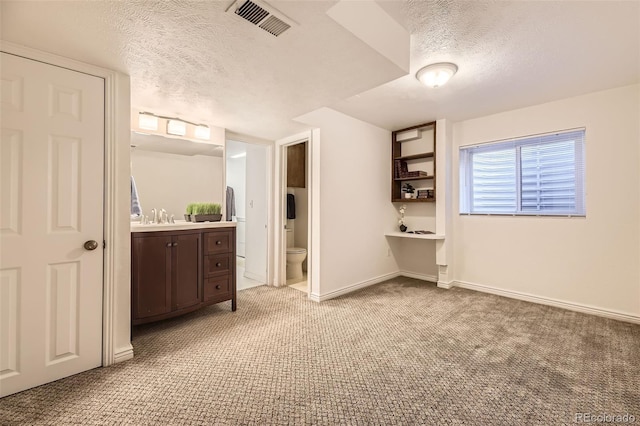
[391,122,436,202]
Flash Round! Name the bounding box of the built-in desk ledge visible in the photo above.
[385,231,445,240]
[131,220,236,233]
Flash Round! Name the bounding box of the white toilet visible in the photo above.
[286,228,307,280]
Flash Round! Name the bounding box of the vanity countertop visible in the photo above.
[131,220,236,233]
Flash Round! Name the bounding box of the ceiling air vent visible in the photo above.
[259,15,291,37]
[227,0,296,37]
[236,0,269,25]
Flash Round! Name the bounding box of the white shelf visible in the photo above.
[385,232,444,240]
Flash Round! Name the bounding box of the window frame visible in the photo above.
[459,128,586,217]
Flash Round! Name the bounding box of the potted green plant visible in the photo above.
[185,203,197,222]
[402,183,415,199]
[190,202,222,222]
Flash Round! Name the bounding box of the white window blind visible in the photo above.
[460,129,585,216]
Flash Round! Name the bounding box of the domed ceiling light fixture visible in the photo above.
[416,62,458,88]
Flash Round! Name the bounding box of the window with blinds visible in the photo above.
[459,129,585,216]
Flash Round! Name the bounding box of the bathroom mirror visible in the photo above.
[130,132,224,221]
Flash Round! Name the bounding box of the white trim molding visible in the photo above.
[399,271,438,284]
[309,271,441,302]
[309,271,450,302]
[311,272,401,302]
[437,281,454,289]
[1,41,132,365]
[243,270,265,283]
[454,280,640,324]
[114,346,134,363]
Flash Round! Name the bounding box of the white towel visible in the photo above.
[131,176,142,216]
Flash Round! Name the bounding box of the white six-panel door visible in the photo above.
[0,52,104,397]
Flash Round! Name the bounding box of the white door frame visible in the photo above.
[275,130,320,298]
[224,137,274,285]
[1,41,132,365]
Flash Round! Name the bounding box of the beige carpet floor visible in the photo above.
[1,277,639,425]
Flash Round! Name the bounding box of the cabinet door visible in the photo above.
[173,233,201,310]
[132,235,172,319]
[287,142,306,188]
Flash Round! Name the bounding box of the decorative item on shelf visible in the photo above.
[394,160,408,178]
[416,188,434,200]
[189,202,222,222]
[398,204,407,232]
[402,183,415,199]
[402,170,430,178]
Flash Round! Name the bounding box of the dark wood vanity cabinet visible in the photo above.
[203,229,237,310]
[131,234,173,320]
[131,227,236,325]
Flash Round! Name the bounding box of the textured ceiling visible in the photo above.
[0,0,406,139]
[2,1,639,138]
[333,0,640,130]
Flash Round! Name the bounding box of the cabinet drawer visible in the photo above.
[204,275,231,303]
[204,253,232,276]
[204,230,233,254]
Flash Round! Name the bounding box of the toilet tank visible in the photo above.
[286,228,294,247]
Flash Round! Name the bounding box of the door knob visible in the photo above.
[84,240,99,251]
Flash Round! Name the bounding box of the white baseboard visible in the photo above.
[437,280,454,289]
[312,271,401,302]
[398,271,438,284]
[311,271,446,302]
[399,271,453,289]
[308,292,321,303]
[454,280,640,324]
[243,270,266,283]
[113,344,134,363]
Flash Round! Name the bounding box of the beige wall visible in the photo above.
[451,84,640,317]
[296,108,400,297]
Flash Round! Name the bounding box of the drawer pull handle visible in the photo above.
[216,262,222,267]
[166,242,172,247]
[216,240,222,245]
[173,242,178,247]
[215,285,221,290]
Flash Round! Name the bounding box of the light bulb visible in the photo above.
[416,63,458,88]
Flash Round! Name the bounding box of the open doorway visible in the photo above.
[275,133,315,296]
[226,140,269,291]
[284,141,309,293]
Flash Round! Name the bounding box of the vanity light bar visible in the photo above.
[195,125,211,140]
[138,112,211,140]
[138,113,159,131]
[167,119,187,136]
